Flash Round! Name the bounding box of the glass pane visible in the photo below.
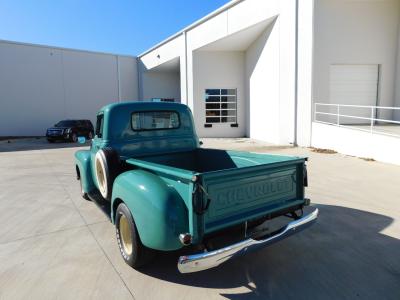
[206,103,220,110]
[221,96,236,102]
[220,89,237,96]
[221,103,236,109]
[221,117,237,123]
[96,115,104,136]
[205,96,220,102]
[206,110,220,117]
[206,117,220,123]
[221,110,236,116]
[205,89,220,96]
[131,111,180,130]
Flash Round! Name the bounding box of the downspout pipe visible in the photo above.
[293,0,299,146]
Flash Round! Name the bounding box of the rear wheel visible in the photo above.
[71,133,78,143]
[115,203,154,269]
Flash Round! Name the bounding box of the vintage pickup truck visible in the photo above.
[75,102,318,273]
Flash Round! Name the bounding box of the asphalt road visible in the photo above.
[0,138,399,300]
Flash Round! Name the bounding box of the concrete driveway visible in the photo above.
[0,138,399,300]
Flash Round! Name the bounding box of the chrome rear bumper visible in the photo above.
[178,207,318,273]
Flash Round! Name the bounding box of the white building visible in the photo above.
[1,0,400,164]
[0,40,139,136]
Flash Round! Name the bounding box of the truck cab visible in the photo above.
[75,101,318,273]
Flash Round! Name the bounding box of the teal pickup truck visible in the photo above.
[75,102,318,273]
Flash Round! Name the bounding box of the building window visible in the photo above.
[205,89,237,124]
[151,98,175,102]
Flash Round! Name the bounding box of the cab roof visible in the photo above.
[98,101,188,115]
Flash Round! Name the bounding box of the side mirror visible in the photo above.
[78,136,86,144]
[199,141,203,146]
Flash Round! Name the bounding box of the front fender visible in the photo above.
[75,150,95,193]
[111,170,188,251]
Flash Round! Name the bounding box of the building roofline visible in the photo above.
[138,0,245,57]
[0,39,136,58]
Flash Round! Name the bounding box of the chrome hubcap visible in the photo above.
[119,214,133,255]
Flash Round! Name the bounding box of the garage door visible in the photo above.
[330,64,379,124]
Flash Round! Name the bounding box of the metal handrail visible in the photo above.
[314,102,400,137]
[315,103,400,110]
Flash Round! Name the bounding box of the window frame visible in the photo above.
[130,110,181,132]
[205,88,238,124]
[95,114,104,138]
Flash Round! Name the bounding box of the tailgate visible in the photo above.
[200,160,305,233]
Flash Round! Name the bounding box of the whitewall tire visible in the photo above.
[94,147,121,201]
[95,150,109,199]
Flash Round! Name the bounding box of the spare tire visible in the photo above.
[95,147,121,201]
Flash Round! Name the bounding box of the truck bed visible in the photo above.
[134,148,302,173]
[126,149,307,235]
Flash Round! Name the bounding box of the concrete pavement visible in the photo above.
[0,138,399,299]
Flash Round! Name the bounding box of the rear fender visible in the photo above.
[75,150,95,193]
[111,170,188,251]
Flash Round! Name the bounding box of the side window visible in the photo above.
[95,114,104,138]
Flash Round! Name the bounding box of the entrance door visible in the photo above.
[329,64,379,125]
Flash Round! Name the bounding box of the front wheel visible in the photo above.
[79,178,90,200]
[115,203,154,269]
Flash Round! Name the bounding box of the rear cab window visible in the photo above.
[131,111,180,131]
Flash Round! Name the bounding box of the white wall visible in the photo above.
[0,42,65,136]
[313,0,400,120]
[118,56,139,101]
[138,0,300,144]
[141,70,181,101]
[394,18,400,121]
[312,122,400,166]
[193,51,245,137]
[61,51,119,122]
[296,0,314,146]
[0,41,138,136]
[245,20,280,143]
[187,0,297,143]
[185,0,281,113]
[244,3,298,146]
[139,35,186,103]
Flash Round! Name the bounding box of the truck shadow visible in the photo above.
[140,204,400,299]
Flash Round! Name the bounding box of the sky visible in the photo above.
[0,0,230,56]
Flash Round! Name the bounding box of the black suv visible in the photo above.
[46,120,94,143]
